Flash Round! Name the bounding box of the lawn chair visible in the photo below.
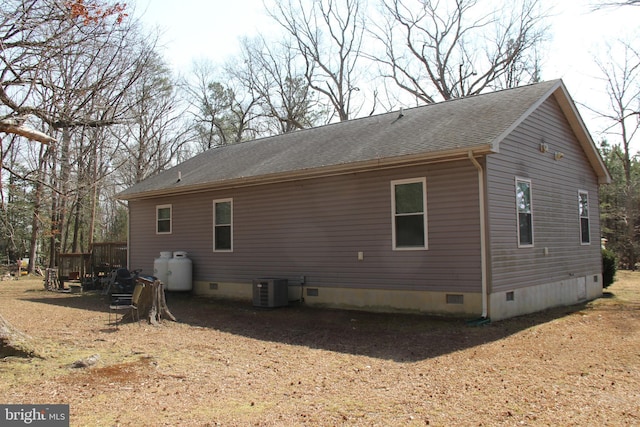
[108,282,145,328]
[101,270,118,295]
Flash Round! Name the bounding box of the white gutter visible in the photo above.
[468,151,488,319]
[118,145,495,201]
[126,201,131,269]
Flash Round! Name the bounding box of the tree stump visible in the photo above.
[136,277,176,325]
[44,268,57,291]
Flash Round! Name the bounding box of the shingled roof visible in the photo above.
[118,79,609,200]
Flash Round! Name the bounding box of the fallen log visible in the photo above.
[0,313,43,358]
[0,117,56,144]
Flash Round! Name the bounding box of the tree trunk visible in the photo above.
[622,128,637,269]
[71,193,82,253]
[58,127,72,254]
[88,138,99,248]
[28,145,49,274]
[48,142,60,269]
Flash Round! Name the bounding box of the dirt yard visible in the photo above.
[1,272,639,426]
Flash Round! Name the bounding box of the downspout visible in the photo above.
[468,151,488,319]
[126,201,131,269]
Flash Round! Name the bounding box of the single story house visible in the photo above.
[118,79,610,321]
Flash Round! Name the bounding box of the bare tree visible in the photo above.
[0,0,128,125]
[37,15,156,259]
[186,60,262,152]
[1,0,158,266]
[370,0,548,103]
[266,0,367,121]
[593,0,640,9]
[590,40,640,268]
[234,37,324,134]
[0,128,50,356]
[112,52,191,187]
[0,0,136,362]
[0,135,31,262]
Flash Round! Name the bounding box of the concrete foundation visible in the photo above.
[194,280,483,317]
[193,274,602,320]
[488,274,602,321]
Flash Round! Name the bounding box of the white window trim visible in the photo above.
[213,198,233,252]
[391,177,428,251]
[578,190,591,245]
[156,204,172,235]
[515,178,534,248]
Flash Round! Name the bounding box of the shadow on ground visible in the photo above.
[21,288,596,362]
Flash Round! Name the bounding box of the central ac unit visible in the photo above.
[252,278,288,308]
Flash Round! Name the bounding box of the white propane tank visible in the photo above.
[153,251,172,286]
[167,251,192,291]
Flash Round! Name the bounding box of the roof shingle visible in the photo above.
[119,80,564,199]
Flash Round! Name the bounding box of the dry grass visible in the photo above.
[1,271,639,426]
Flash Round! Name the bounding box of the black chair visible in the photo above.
[108,282,145,328]
[114,268,138,293]
[108,292,132,328]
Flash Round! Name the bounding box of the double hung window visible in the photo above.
[516,179,533,246]
[579,191,590,244]
[213,199,233,251]
[156,205,172,234]
[391,178,427,250]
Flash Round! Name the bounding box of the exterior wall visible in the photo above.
[128,160,484,315]
[485,97,603,309]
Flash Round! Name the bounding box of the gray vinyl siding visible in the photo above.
[486,97,602,292]
[128,160,482,293]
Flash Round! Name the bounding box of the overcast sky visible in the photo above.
[135,0,640,150]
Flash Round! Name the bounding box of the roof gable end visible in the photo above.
[488,80,610,184]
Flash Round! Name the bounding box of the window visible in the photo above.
[579,191,590,244]
[516,178,533,246]
[156,205,172,234]
[391,178,427,250]
[213,199,233,251]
